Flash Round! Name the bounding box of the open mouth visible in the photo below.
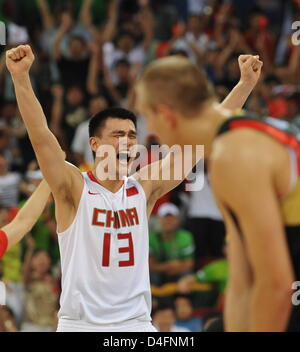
[117,151,131,163]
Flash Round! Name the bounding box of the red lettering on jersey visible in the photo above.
[102,233,111,266]
[92,208,106,227]
[114,211,120,229]
[126,187,139,197]
[105,210,120,229]
[126,208,139,226]
[118,233,134,266]
[119,210,131,227]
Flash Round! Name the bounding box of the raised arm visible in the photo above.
[220,55,263,110]
[102,0,119,43]
[52,13,73,61]
[6,45,82,218]
[36,0,54,31]
[3,180,50,250]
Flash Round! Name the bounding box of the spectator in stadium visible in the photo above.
[177,244,228,311]
[185,166,225,267]
[102,0,153,82]
[50,84,87,151]
[152,301,191,332]
[172,14,210,64]
[0,153,21,208]
[52,11,93,91]
[174,294,203,332]
[71,95,108,169]
[149,203,195,286]
[0,306,18,332]
[21,237,59,332]
[104,58,135,107]
[0,205,23,327]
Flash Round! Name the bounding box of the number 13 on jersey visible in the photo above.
[102,232,135,267]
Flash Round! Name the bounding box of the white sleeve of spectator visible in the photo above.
[129,46,146,65]
[103,42,116,68]
[71,124,86,154]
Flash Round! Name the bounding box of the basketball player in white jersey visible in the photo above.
[6,45,261,332]
[0,180,51,260]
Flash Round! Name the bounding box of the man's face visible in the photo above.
[66,87,84,106]
[89,97,108,116]
[91,118,138,179]
[32,251,51,274]
[153,309,175,332]
[159,214,180,233]
[116,63,131,82]
[117,35,135,53]
[187,15,201,33]
[135,85,178,147]
[175,297,193,320]
[69,38,86,60]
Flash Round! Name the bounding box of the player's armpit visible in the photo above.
[133,146,201,210]
[210,131,294,332]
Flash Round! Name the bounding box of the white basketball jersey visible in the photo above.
[57,171,152,325]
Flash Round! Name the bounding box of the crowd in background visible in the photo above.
[0,0,300,332]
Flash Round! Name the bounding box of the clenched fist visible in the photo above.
[239,54,263,87]
[6,45,35,77]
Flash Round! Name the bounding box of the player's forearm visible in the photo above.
[4,180,51,249]
[12,74,49,140]
[220,80,256,111]
[249,281,292,332]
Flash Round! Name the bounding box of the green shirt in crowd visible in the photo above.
[195,258,228,293]
[149,229,195,262]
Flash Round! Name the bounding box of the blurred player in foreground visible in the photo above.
[136,54,300,332]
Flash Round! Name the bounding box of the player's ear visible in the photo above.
[157,104,178,130]
[89,137,99,154]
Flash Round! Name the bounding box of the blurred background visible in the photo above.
[0,0,300,332]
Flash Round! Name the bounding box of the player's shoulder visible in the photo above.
[211,126,285,171]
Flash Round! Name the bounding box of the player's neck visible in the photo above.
[180,102,230,158]
[90,170,124,194]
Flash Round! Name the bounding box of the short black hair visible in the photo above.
[114,58,131,69]
[152,300,175,317]
[89,107,137,138]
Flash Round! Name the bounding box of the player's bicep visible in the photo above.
[133,156,183,202]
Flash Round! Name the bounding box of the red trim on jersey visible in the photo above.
[87,171,124,187]
[87,171,102,185]
[126,187,139,197]
[0,230,8,259]
[230,120,300,175]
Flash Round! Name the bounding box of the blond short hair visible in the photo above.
[139,56,214,117]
